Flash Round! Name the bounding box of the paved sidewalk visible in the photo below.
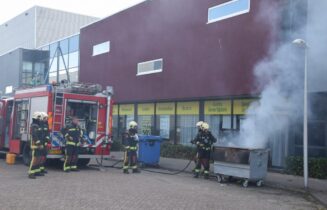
[108,151,327,207]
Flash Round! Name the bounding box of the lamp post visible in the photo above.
[292,38,309,189]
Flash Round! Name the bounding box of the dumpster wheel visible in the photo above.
[242,179,249,188]
[216,174,223,183]
[256,180,263,187]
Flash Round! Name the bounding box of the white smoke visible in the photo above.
[222,0,327,149]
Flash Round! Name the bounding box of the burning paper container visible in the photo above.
[212,146,269,187]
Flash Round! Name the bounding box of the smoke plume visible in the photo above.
[224,0,327,148]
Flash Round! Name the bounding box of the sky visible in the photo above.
[0,0,145,24]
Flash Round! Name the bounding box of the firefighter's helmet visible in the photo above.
[129,121,138,129]
[32,112,42,120]
[196,121,204,128]
[201,122,209,130]
[41,112,48,120]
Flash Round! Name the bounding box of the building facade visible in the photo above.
[79,0,276,156]
[79,0,327,168]
[0,6,93,94]
[0,48,49,95]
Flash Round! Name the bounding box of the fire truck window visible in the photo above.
[14,100,29,139]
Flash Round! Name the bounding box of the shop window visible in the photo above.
[118,104,135,138]
[138,103,155,135]
[137,58,163,76]
[177,115,199,145]
[112,115,119,141]
[156,102,175,141]
[204,115,220,140]
[138,116,154,135]
[176,102,199,144]
[208,0,251,24]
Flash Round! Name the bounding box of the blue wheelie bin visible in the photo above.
[138,135,163,166]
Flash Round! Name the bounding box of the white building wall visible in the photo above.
[0,6,98,55]
[36,7,98,48]
[0,8,36,55]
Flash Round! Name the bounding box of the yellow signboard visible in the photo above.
[119,104,134,115]
[233,99,257,115]
[138,103,155,115]
[112,105,118,115]
[177,102,199,115]
[156,103,175,115]
[205,100,231,115]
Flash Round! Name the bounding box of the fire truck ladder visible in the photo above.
[53,91,64,131]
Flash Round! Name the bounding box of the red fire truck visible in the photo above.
[0,83,113,166]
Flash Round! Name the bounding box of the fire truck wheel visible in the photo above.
[77,158,91,167]
[22,144,31,166]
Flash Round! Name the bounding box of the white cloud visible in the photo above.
[0,0,145,24]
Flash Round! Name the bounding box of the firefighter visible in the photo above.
[62,117,83,172]
[192,122,217,179]
[39,112,50,174]
[122,121,140,174]
[191,121,204,171]
[28,112,44,179]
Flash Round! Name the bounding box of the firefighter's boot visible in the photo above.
[193,172,199,178]
[123,169,129,174]
[204,173,209,180]
[28,174,36,179]
[132,168,140,173]
[35,172,44,176]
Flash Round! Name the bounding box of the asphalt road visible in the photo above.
[0,159,324,210]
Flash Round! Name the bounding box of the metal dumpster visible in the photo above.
[138,135,162,167]
[212,146,269,187]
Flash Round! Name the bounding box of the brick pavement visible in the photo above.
[0,159,324,210]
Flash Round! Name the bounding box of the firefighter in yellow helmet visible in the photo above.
[28,112,44,179]
[192,122,217,179]
[62,116,83,172]
[122,121,140,174]
[191,121,204,172]
[39,112,50,174]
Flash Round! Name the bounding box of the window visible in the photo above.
[176,102,199,145]
[59,38,69,55]
[138,103,155,135]
[22,62,33,85]
[137,58,163,76]
[92,41,110,56]
[50,43,58,58]
[208,0,250,24]
[68,51,79,68]
[59,54,68,70]
[156,102,176,141]
[69,35,79,53]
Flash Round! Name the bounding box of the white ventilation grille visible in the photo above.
[137,58,163,76]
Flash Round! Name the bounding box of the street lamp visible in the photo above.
[292,38,309,189]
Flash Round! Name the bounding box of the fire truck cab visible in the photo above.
[0,83,113,166]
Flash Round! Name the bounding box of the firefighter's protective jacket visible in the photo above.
[193,131,217,150]
[40,121,50,146]
[123,128,139,151]
[63,124,83,146]
[30,121,43,149]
